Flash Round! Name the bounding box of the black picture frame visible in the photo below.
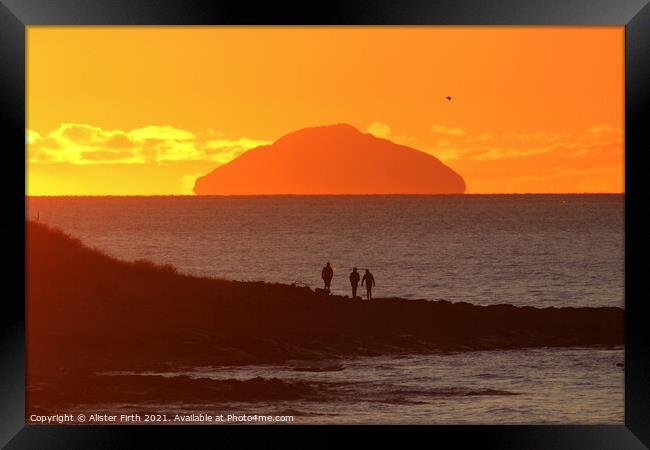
[2,1,648,448]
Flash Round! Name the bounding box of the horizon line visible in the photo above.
[25,192,625,198]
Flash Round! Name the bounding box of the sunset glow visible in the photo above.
[27,26,624,195]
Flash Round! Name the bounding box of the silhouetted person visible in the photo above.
[361,269,375,300]
[321,262,333,293]
[349,267,360,299]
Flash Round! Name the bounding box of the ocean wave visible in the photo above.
[385,387,521,398]
[291,365,345,373]
[33,372,326,407]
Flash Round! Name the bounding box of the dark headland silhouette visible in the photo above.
[27,221,622,412]
[193,124,466,195]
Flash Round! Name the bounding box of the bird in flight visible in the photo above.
[446,96,453,101]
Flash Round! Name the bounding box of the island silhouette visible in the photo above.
[194,123,466,195]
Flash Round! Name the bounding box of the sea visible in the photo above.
[27,194,625,424]
[27,194,623,308]
[93,347,624,424]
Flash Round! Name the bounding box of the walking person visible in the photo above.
[321,262,334,293]
[361,269,375,301]
[349,267,360,299]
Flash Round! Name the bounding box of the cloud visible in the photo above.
[28,124,144,164]
[365,122,419,147]
[366,122,392,139]
[179,172,208,195]
[128,125,195,142]
[432,124,465,136]
[26,122,623,194]
[105,133,137,149]
[426,124,623,193]
[27,123,268,166]
[429,124,622,161]
[26,129,41,144]
[204,137,270,164]
[80,150,137,161]
[587,123,621,136]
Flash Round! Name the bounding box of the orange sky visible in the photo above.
[27,26,624,195]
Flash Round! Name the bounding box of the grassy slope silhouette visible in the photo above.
[27,221,622,408]
[28,220,622,365]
